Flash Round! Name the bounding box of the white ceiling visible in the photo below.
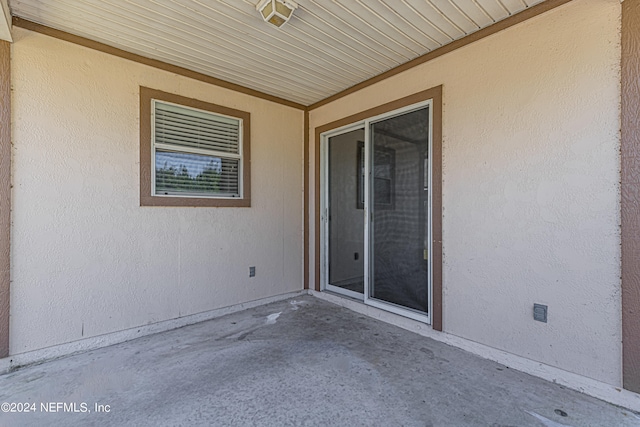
[10,0,544,106]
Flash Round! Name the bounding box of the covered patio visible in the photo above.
[1,296,637,426]
[0,0,639,423]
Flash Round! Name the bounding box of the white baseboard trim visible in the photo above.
[310,290,640,413]
[0,290,307,373]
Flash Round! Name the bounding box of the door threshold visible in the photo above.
[324,285,363,302]
[322,288,430,324]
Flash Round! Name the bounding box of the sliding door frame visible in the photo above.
[320,122,366,301]
[315,86,443,330]
[319,96,437,325]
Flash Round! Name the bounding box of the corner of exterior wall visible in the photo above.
[0,40,10,359]
[621,0,640,394]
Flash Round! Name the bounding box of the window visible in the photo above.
[153,102,242,197]
[357,142,395,210]
[140,87,250,207]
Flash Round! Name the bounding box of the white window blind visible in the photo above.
[152,100,242,198]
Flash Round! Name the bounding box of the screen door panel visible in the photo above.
[369,108,429,314]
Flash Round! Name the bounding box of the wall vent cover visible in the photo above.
[533,303,548,323]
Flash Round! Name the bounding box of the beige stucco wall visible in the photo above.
[309,0,622,386]
[10,27,303,354]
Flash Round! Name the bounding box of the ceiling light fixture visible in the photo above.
[256,0,298,28]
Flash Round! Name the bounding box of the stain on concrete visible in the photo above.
[526,411,573,427]
[266,312,281,324]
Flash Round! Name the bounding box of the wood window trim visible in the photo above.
[313,85,443,331]
[140,87,251,207]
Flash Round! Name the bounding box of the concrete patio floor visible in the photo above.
[0,295,638,426]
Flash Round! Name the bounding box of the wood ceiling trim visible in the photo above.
[12,0,343,99]
[308,0,573,111]
[13,1,568,110]
[11,16,306,111]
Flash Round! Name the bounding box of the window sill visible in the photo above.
[140,194,251,207]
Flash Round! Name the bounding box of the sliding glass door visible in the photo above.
[321,102,432,323]
[325,128,365,300]
[367,107,430,318]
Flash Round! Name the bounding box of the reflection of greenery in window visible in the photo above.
[155,157,222,195]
